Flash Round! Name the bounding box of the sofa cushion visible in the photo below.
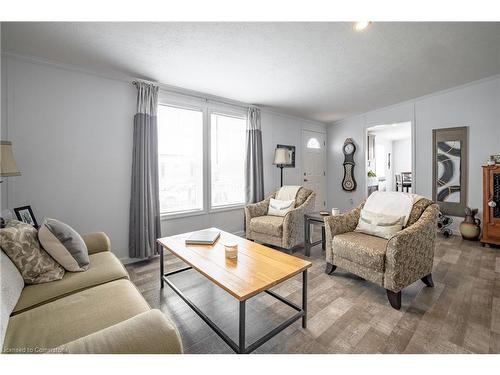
[38,218,90,272]
[0,250,24,350]
[250,215,284,237]
[0,220,65,284]
[57,310,182,354]
[3,279,149,352]
[12,251,129,314]
[333,232,388,272]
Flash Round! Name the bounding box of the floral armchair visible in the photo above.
[324,197,439,310]
[245,188,315,250]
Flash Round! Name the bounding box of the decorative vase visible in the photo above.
[459,207,481,241]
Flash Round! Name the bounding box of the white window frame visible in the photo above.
[207,107,247,213]
[158,92,247,220]
[157,98,208,219]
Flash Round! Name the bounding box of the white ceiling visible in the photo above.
[2,22,499,122]
[368,122,411,141]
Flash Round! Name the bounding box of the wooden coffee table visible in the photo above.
[157,228,311,354]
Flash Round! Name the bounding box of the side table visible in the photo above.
[304,212,329,257]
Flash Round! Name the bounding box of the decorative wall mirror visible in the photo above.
[432,126,468,216]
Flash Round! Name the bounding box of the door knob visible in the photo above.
[304,179,308,182]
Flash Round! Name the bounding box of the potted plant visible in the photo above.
[367,170,378,186]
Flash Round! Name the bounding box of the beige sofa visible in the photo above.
[2,232,182,354]
[245,187,315,250]
[324,198,439,310]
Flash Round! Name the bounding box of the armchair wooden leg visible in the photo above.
[325,263,337,275]
[421,273,434,287]
[386,290,401,310]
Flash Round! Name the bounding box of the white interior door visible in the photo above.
[301,130,326,211]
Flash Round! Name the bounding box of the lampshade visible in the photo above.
[273,148,291,165]
[0,141,21,177]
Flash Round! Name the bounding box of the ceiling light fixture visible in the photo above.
[354,21,371,32]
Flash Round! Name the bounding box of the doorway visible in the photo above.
[365,122,412,197]
[301,129,326,211]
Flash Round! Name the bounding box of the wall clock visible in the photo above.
[342,138,357,191]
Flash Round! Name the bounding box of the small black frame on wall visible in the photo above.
[13,205,39,228]
[276,144,295,168]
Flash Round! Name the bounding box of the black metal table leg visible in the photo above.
[304,217,311,257]
[302,270,308,328]
[160,245,164,289]
[321,225,326,251]
[239,300,246,353]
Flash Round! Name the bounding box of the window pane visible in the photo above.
[158,105,203,214]
[306,137,321,149]
[210,113,246,207]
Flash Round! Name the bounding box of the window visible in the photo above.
[306,137,321,149]
[157,105,203,214]
[210,113,246,208]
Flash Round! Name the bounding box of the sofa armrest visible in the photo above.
[244,194,274,238]
[81,232,111,255]
[281,192,316,248]
[384,203,439,292]
[324,205,362,263]
[56,310,183,354]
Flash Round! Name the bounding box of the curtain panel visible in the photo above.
[245,107,264,203]
[129,81,161,258]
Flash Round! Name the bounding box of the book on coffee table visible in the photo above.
[185,229,221,245]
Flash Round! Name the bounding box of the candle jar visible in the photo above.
[224,242,238,259]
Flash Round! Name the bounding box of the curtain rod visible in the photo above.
[132,80,255,110]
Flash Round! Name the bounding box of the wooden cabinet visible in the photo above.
[481,165,500,246]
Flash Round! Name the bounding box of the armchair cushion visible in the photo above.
[333,232,388,272]
[405,198,434,227]
[250,216,284,237]
[295,187,312,207]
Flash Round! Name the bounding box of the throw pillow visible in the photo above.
[1,250,25,349]
[354,209,404,239]
[0,220,65,284]
[38,218,90,272]
[268,198,295,217]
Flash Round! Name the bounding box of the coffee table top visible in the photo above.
[157,228,311,301]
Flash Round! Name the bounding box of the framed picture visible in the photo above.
[13,205,38,227]
[490,154,500,164]
[276,144,295,168]
[432,127,468,217]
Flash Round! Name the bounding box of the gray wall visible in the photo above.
[1,54,325,263]
[327,75,500,231]
[392,138,412,177]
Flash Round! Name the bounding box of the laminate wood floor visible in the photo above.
[126,234,500,354]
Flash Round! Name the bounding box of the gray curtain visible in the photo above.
[129,81,161,258]
[245,107,264,203]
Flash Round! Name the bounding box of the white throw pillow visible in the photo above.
[354,209,404,239]
[268,198,295,217]
[1,250,25,349]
